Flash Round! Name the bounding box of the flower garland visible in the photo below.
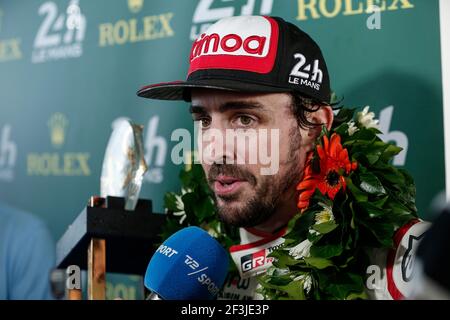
[162,106,418,300]
[258,107,418,299]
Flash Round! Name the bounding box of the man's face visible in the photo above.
[190,89,315,228]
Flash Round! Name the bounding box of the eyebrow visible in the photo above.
[189,101,267,114]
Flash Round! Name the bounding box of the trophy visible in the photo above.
[100,118,147,211]
[56,118,165,300]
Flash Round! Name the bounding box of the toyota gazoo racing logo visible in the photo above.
[188,16,278,75]
[240,249,273,273]
[289,53,324,91]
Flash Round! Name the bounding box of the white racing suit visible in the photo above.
[218,220,431,300]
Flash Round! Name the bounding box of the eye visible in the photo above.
[236,115,255,127]
[198,117,211,129]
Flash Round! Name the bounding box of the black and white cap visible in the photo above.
[137,15,331,104]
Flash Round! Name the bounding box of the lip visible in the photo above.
[213,175,246,196]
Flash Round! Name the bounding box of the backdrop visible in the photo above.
[0,0,445,299]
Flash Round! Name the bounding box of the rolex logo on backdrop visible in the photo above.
[98,0,175,47]
[296,0,414,21]
[48,113,68,148]
[27,113,91,176]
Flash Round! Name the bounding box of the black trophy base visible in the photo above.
[56,196,166,275]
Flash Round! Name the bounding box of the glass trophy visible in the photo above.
[100,118,148,211]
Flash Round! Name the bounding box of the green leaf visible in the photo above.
[339,255,356,268]
[369,127,383,135]
[349,202,359,243]
[398,168,415,187]
[279,280,306,300]
[282,238,297,247]
[286,213,302,235]
[159,216,184,241]
[333,122,350,136]
[330,92,343,105]
[333,108,356,125]
[346,291,369,300]
[359,201,387,218]
[164,192,181,212]
[373,164,404,186]
[385,201,417,227]
[396,169,417,214]
[195,197,216,222]
[379,144,403,162]
[304,257,334,269]
[271,251,304,268]
[362,141,388,165]
[358,218,395,248]
[310,243,343,259]
[307,230,324,243]
[311,221,339,234]
[179,168,192,187]
[285,210,316,240]
[366,154,380,165]
[325,273,365,300]
[347,178,368,202]
[372,196,389,208]
[350,152,371,168]
[191,162,207,180]
[345,128,377,144]
[266,275,292,287]
[359,172,386,195]
[181,192,195,209]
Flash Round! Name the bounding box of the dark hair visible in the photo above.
[290,92,341,129]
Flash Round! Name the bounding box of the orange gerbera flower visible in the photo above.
[297,133,357,211]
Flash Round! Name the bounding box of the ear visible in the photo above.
[303,105,334,146]
[313,105,334,132]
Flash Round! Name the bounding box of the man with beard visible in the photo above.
[139,15,333,232]
[137,15,430,299]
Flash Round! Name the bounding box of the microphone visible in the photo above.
[144,226,229,300]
